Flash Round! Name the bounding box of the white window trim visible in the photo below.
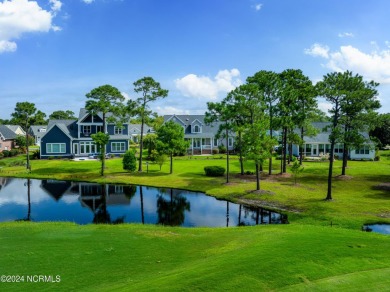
[114,126,123,135]
[46,143,66,154]
[193,125,201,133]
[111,142,125,152]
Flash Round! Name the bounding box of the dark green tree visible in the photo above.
[122,149,137,172]
[143,133,157,158]
[247,70,280,174]
[49,110,77,120]
[11,102,37,170]
[85,84,125,176]
[205,101,234,183]
[156,121,189,174]
[133,77,168,172]
[370,113,390,148]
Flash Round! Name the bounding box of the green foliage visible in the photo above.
[370,113,390,148]
[49,110,77,120]
[156,121,189,173]
[31,150,40,160]
[290,160,304,184]
[154,152,167,170]
[218,145,227,154]
[122,149,137,172]
[15,135,34,147]
[143,133,157,158]
[204,166,226,177]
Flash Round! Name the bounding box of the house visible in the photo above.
[163,114,235,155]
[0,125,18,152]
[29,125,47,145]
[291,122,375,160]
[128,124,155,143]
[4,125,26,136]
[40,109,131,159]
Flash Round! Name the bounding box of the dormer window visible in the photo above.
[115,126,123,135]
[193,125,201,133]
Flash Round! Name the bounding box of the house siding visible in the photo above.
[40,126,72,157]
[0,140,13,152]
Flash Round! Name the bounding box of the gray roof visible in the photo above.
[128,124,155,135]
[29,125,47,136]
[47,120,78,139]
[163,115,225,137]
[5,125,25,135]
[78,108,114,121]
[0,125,18,140]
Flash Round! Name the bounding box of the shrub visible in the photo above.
[9,160,25,167]
[204,166,225,177]
[122,149,137,172]
[218,145,227,154]
[212,149,219,155]
[2,150,10,157]
[10,149,19,157]
[31,150,40,160]
[0,152,3,159]
[245,170,254,175]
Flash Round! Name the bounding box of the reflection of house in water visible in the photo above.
[0,177,12,192]
[40,180,73,201]
[239,205,288,226]
[77,183,134,213]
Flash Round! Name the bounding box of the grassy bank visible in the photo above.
[1,222,390,291]
[1,152,389,229]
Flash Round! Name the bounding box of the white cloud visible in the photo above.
[0,40,17,53]
[304,43,329,59]
[306,43,390,84]
[154,106,191,116]
[338,32,354,38]
[253,3,262,11]
[318,101,332,114]
[0,0,61,53]
[82,0,94,4]
[175,69,242,100]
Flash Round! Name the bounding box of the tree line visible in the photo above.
[2,70,388,201]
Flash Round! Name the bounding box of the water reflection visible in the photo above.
[0,177,288,227]
[362,224,390,235]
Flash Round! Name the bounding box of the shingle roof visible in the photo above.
[128,124,155,135]
[47,120,78,139]
[163,114,226,137]
[0,125,18,140]
[78,108,114,121]
[29,125,47,136]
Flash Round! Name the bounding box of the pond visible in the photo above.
[0,177,288,227]
[362,224,390,235]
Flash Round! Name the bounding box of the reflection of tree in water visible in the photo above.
[92,184,136,224]
[15,179,32,222]
[157,189,190,226]
[238,205,288,226]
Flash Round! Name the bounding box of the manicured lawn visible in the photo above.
[0,152,389,290]
[0,222,390,291]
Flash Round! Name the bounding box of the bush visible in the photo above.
[0,152,3,159]
[9,160,25,167]
[122,149,137,172]
[204,166,226,177]
[31,150,40,160]
[2,150,10,157]
[10,149,19,157]
[245,170,254,175]
[218,145,227,154]
[212,149,219,155]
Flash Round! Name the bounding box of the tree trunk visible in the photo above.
[326,141,335,200]
[26,121,30,171]
[282,127,287,173]
[342,143,348,175]
[299,127,304,165]
[170,152,173,174]
[238,131,244,175]
[101,113,106,176]
[256,163,260,190]
[138,114,145,172]
[226,126,229,184]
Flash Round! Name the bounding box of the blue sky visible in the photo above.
[1,0,389,120]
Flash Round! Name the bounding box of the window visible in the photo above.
[96,125,103,133]
[213,139,218,147]
[114,186,124,194]
[80,141,96,154]
[114,126,123,135]
[202,138,211,146]
[356,146,370,155]
[111,142,125,152]
[193,139,201,148]
[83,125,91,135]
[0,143,2,149]
[47,143,66,153]
[193,125,200,133]
[228,137,233,147]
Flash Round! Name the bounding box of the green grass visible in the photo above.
[0,152,389,291]
[0,222,390,291]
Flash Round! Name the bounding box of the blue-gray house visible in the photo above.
[40,109,130,158]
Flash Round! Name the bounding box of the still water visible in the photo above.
[0,177,288,227]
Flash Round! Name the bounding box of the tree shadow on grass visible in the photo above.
[31,167,93,175]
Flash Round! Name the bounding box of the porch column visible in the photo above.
[191,138,193,155]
